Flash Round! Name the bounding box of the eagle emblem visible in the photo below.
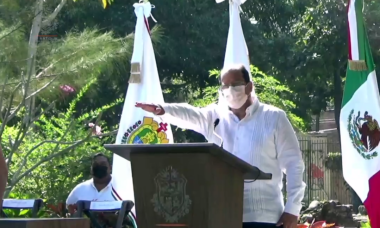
[348,109,379,160]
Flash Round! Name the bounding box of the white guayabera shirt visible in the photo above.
[66,177,121,206]
[159,99,306,223]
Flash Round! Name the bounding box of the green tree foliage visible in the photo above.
[51,0,342,129]
[1,79,121,201]
[290,0,347,130]
[0,1,152,200]
[0,23,132,104]
[4,0,380,132]
[264,0,380,130]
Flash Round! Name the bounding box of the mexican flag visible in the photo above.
[341,0,380,226]
[112,2,174,214]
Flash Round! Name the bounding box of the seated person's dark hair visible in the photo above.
[92,153,110,164]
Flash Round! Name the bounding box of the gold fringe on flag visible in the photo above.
[128,63,141,83]
[348,60,368,71]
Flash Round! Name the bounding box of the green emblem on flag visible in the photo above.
[348,109,379,160]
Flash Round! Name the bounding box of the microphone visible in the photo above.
[214,118,220,129]
[213,118,223,147]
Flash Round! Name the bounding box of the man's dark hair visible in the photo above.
[220,64,250,83]
[92,153,110,164]
[240,65,250,83]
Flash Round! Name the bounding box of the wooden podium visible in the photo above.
[105,143,272,228]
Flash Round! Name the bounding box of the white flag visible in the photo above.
[221,0,250,72]
[217,0,251,108]
[111,2,174,214]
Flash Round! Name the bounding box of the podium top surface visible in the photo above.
[105,143,272,180]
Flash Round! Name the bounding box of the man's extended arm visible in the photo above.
[0,145,8,202]
[275,111,306,217]
[158,103,215,138]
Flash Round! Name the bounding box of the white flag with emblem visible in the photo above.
[112,2,174,214]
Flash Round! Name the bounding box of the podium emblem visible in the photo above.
[151,166,191,223]
[121,117,170,144]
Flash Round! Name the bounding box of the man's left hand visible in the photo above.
[276,212,298,228]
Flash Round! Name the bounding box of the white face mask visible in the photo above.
[222,85,248,109]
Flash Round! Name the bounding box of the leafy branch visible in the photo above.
[0,70,120,197]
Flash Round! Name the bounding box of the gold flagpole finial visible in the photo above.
[348,60,367,71]
[129,63,141,83]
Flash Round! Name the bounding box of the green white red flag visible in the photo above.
[341,0,380,226]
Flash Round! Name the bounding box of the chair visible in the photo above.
[1,198,43,218]
[75,200,134,228]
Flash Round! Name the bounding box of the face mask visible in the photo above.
[222,85,248,109]
[92,165,108,179]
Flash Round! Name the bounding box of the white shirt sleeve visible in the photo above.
[66,186,79,206]
[275,110,306,216]
[159,103,215,138]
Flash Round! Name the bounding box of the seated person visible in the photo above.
[66,153,136,228]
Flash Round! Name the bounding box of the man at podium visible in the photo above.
[136,64,306,228]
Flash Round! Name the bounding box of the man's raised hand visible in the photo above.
[135,102,165,115]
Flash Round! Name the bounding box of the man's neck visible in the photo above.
[231,97,254,120]
[93,175,111,191]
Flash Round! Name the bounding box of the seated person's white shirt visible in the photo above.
[66,178,119,205]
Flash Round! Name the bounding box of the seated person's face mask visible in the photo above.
[92,165,108,179]
[222,85,248,109]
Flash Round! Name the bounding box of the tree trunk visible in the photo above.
[4,187,12,198]
[27,0,43,79]
[24,0,67,123]
[333,70,342,142]
[315,112,320,132]
[24,0,44,123]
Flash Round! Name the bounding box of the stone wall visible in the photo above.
[309,109,341,149]
[311,110,337,131]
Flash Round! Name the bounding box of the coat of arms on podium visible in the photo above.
[151,166,191,223]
